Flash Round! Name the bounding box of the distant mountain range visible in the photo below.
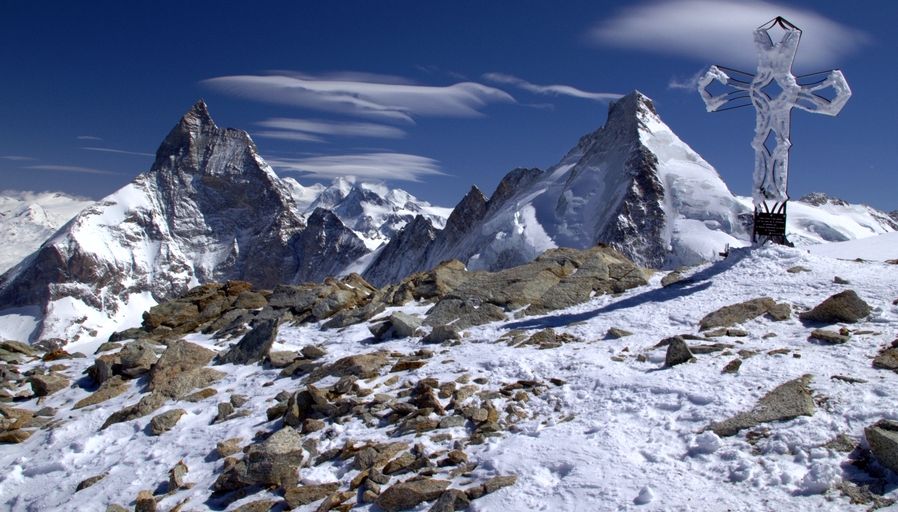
[0,95,894,342]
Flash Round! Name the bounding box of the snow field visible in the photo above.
[0,240,896,511]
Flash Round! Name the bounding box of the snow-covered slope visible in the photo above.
[0,101,368,343]
[0,191,93,273]
[1,235,896,511]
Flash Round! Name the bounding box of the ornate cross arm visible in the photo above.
[794,69,852,115]
[698,66,753,112]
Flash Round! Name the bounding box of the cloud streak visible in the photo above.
[254,118,406,144]
[588,0,869,70]
[76,135,103,141]
[26,164,119,175]
[0,155,35,161]
[483,73,622,102]
[202,72,515,123]
[268,153,446,182]
[82,147,154,157]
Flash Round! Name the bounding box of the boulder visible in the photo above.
[116,341,158,378]
[142,300,199,330]
[149,408,186,435]
[101,392,167,429]
[29,373,70,396]
[75,472,107,492]
[390,312,423,338]
[422,325,461,344]
[660,270,685,288]
[232,291,268,310]
[428,489,470,512]
[73,376,130,409]
[284,482,340,508]
[664,337,694,367]
[873,346,898,372]
[865,419,898,474]
[709,375,815,436]
[808,329,849,344]
[217,318,279,365]
[424,299,506,331]
[309,352,390,383]
[699,297,777,331]
[376,478,451,511]
[134,490,156,512]
[148,340,222,399]
[243,426,305,487]
[799,290,871,324]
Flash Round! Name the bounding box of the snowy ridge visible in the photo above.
[0,234,896,511]
[0,191,94,273]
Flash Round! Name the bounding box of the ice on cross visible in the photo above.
[698,16,851,207]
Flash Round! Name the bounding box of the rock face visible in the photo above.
[0,100,367,342]
[709,375,816,437]
[799,290,872,324]
[364,91,752,285]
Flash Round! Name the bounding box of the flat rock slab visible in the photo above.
[709,375,815,437]
[699,297,779,331]
[799,290,871,324]
[376,478,450,511]
[873,346,898,371]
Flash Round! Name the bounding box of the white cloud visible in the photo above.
[268,153,446,182]
[82,147,154,157]
[668,69,706,91]
[26,164,118,175]
[0,155,35,161]
[483,73,622,102]
[202,72,515,123]
[255,118,406,143]
[588,0,869,70]
[76,135,103,141]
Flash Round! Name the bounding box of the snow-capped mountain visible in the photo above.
[0,191,94,274]
[0,101,368,342]
[364,91,896,287]
[365,91,752,285]
[287,177,451,250]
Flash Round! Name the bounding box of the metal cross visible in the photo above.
[698,16,851,244]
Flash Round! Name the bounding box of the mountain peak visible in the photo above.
[608,90,658,120]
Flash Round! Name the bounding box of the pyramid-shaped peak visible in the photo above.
[608,90,657,118]
[181,99,216,128]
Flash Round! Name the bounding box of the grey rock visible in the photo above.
[0,340,39,357]
[301,345,327,360]
[377,478,451,511]
[116,341,158,378]
[709,375,815,436]
[149,409,185,435]
[308,352,390,383]
[168,460,190,490]
[244,426,305,487]
[661,270,685,288]
[428,489,470,512]
[75,472,107,492]
[865,419,898,474]
[28,373,69,396]
[424,298,506,331]
[664,337,694,367]
[73,376,130,409]
[808,329,849,344]
[390,312,423,338]
[873,346,898,372]
[101,392,168,429]
[799,290,872,324]
[699,297,777,331]
[423,325,461,344]
[606,327,633,339]
[217,318,279,365]
[134,490,155,512]
[216,437,243,458]
[148,340,222,399]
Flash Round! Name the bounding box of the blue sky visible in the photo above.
[1,0,895,211]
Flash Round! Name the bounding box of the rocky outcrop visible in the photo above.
[699,297,790,331]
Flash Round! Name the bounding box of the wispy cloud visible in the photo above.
[254,118,406,144]
[668,69,706,91]
[268,153,446,182]
[82,147,154,157]
[26,164,118,175]
[483,73,622,102]
[202,72,515,123]
[587,0,869,70]
[0,155,35,161]
[77,135,103,141]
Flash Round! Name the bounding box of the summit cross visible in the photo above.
[698,16,851,244]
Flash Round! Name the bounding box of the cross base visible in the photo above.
[753,201,792,246]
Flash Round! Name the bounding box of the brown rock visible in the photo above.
[134,490,156,512]
[427,489,470,512]
[73,376,129,409]
[283,483,340,507]
[0,429,32,443]
[149,408,186,435]
[29,373,70,396]
[699,297,777,331]
[216,437,243,458]
[709,375,815,436]
[799,290,872,324]
[75,472,107,491]
[376,479,451,511]
[148,340,220,398]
